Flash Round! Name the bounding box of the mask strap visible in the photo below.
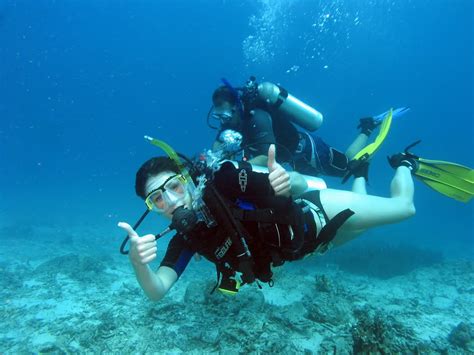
[119,209,150,255]
[221,78,244,118]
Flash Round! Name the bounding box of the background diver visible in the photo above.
[208,76,410,180]
[116,132,473,302]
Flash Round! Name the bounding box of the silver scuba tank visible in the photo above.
[257,82,323,132]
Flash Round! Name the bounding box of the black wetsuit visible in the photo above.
[217,107,349,177]
[160,162,353,283]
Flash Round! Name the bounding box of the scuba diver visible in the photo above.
[117,134,472,302]
[208,76,410,181]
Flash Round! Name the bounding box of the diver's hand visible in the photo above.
[267,144,291,197]
[118,222,157,266]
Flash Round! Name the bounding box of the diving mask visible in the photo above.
[211,107,235,124]
[145,174,188,212]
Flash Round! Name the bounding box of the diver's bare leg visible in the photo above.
[320,166,415,247]
[345,133,369,159]
[352,176,367,195]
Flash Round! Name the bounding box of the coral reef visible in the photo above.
[351,306,422,353]
[448,322,474,352]
[1,247,472,353]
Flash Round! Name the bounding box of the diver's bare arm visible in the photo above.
[252,152,307,197]
[131,264,177,302]
[288,171,308,197]
[248,155,268,166]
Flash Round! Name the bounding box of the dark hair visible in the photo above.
[212,85,238,106]
[135,157,180,199]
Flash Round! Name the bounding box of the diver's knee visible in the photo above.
[395,195,416,219]
[405,201,416,218]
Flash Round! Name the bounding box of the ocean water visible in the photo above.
[1,0,473,353]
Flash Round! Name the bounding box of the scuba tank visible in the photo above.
[210,77,323,132]
[256,81,323,132]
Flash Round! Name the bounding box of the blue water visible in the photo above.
[1,0,472,260]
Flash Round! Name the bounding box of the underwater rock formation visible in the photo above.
[448,322,474,352]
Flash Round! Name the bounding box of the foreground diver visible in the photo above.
[209,76,410,178]
[119,138,427,301]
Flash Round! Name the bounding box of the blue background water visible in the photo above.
[1,0,472,258]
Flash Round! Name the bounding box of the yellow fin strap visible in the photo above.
[353,108,393,161]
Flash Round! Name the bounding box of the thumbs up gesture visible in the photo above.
[118,222,158,266]
[267,144,291,197]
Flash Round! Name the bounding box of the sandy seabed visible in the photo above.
[1,223,473,354]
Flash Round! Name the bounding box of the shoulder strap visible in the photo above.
[204,184,256,284]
